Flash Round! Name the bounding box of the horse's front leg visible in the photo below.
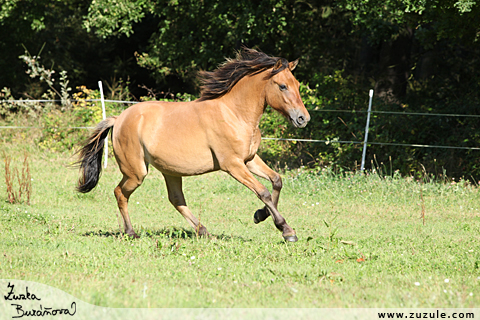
[246,154,282,224]
[226,159,297,242]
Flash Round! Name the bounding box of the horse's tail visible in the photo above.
[75,116,117,193]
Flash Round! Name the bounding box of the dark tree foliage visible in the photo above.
[0,0,157,97]
[1,0,479,179]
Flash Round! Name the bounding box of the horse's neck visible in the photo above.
[221,73,267,128]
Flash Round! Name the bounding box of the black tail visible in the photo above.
[75,117,117,193]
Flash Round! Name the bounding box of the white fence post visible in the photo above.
[361,89,374,171]
[98,81,108,169]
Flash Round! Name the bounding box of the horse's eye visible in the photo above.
[279,84,287,91]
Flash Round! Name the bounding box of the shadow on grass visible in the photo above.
[214,233,253,242]
[83,227,252,242]
[82,227,195,239]
[83,230,124,238]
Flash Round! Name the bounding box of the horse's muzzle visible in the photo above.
[289,110,310,128]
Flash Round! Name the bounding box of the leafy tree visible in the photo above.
[2,0,480,178]
[336,0,480,100]
[0,0,157,97]
[82,0,480,102]
[83,0,353,91]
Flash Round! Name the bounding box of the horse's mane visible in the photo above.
[198,47,289,101]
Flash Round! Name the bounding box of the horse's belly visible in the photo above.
[146,147,218,176]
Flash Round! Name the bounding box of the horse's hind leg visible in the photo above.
[162,174,209,237]
[246,155,282,224]
[114,173,145,238]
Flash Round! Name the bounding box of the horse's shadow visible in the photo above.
[83,227,251,242]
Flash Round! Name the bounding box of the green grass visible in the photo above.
[1,144,479,308]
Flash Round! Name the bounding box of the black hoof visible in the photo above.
[254,207,269,224]
[283,234,298,242]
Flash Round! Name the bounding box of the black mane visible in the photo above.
[198,47,289,101]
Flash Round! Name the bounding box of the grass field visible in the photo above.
[1,143,479,308]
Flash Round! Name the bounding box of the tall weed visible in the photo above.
[3,153,32,205]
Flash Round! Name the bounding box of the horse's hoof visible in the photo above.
[254,208,269,224]
[127,233,140,239]
[198,232,211,238]
[196,225,209,237]
[283,234,298,242]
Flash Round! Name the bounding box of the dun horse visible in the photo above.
[76,48,310,242]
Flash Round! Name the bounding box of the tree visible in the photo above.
[2,0,480,177]
[0,0,157,97]
[336,0,480,101]
[82,0,480,103]
[83,0,359,94]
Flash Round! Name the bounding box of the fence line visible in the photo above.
[0,126,93,129]
[261,138,480,151]
[1,127,477,151]
[3,99,480,118]
[0,126,42,129]
[366,110,480,118]
[1,97,479,153]
[310,109,480,118]
[1,99,137,104]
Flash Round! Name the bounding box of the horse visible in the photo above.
[75,48,310,242]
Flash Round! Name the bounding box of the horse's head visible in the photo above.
[264,59,310,128]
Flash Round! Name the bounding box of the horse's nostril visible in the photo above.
[298,115,305,123]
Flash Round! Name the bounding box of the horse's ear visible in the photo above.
[289,59,299,71]
[273,59,283,71]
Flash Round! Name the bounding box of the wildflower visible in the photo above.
[444,279,449,283]
[414,282,420,286]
